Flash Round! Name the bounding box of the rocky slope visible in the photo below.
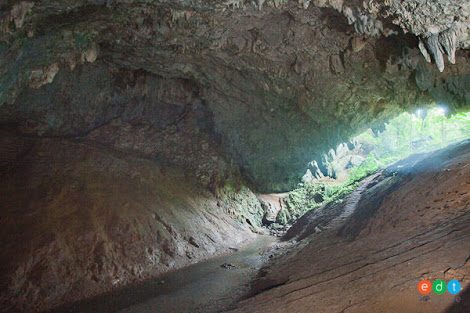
[0,131,263,313]
[229,140,470,313]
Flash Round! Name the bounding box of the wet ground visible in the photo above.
[49,235,277,313]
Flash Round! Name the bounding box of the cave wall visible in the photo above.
[0,1,469,311]
[0,61,242,189]
[0,131,263,312]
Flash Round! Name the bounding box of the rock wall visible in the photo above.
[229,139,470,313]
[0,132,262,313]
[0,63,235,189]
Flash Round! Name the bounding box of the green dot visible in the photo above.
[432,279,446,295]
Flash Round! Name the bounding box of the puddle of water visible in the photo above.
[50,235,276,313]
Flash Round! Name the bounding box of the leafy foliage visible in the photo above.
[280,177,366,225]
[355,108,470,163]
[346,154,380,184]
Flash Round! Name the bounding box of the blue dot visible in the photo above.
[447,279,462,295]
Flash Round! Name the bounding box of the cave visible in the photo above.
[0,1,469,313]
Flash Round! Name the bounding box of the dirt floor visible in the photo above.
[227,139,470,313]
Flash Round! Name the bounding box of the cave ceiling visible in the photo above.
[1,0,469,191]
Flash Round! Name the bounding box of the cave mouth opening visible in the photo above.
[261,106,470,232]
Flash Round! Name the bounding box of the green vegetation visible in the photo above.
[276,107,470,226]
[278,169,371,225]
[346,154,380,183]
[74,31,95,52]
[355,108,470,166]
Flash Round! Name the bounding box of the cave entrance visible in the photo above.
[262,107,470,233]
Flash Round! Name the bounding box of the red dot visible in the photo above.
[418,280,432,296]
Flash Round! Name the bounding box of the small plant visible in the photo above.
[74,31,94,52]
[346,154,379,184]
